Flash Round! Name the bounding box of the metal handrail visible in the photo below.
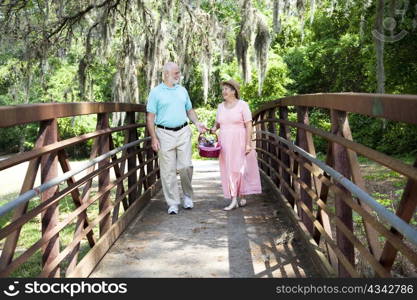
[0,102,146,128]
[252,93,417,125]
[0,137,150,218]
[255,130,417,246]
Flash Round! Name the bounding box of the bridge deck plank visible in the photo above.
[89,160,320,278]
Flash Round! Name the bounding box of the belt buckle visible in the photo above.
[175,123,186,131]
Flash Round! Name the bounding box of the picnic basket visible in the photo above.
[198,133,221,158]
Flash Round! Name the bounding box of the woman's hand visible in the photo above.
[196,122,208,133]
[245,144,252,155]
[210,126,218,134]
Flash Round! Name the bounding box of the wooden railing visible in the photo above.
[0,103,160,277]
[253,93,417,278]
[1,96,416,278]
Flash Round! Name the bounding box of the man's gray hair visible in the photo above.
[163,62,178,73]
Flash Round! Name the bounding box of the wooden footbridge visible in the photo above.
[0,93,416,278]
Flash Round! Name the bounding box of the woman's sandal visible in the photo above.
[224,198,238,211]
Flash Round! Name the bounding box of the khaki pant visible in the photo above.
[156,125,193,207]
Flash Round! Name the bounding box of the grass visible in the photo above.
[355,156,417,229]
[302,153,417,276]
[351,157,416,276]
[0,178,126,277]
[363,171,402,181]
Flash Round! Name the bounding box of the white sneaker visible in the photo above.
[168,205,178,215]
[183,195,194,209]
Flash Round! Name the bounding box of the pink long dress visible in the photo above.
[216,100,262,199]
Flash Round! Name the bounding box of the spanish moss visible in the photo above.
[254,14,271,96]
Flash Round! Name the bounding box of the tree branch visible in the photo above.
[47,0,121,40]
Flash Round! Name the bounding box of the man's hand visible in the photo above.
[151,137,160,152]
[196,122,207,133]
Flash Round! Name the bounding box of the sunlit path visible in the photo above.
[90,160,318,278]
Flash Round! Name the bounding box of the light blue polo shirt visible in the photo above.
[146,83,192,128]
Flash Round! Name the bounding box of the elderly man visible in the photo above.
[146,62,206,214]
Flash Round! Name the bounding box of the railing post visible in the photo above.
[255,114,262,171]
[137,131,147,194]
[143,128,155,188]
[97,113,111,237]
[259,111,269,176]
[380,157,417,272]
[40,118,60,278]
[126,112,138,205]
[278,106,294,207]
[296,107,314,234]
[267,108,280,186]
[57,149,95,276]
[145,128,155,186]
[109,137,129,223]
[0,123,46,272]
[313,141,338,270]
[155,152,161,180]
[340,112,382,262]
[330,109,355,277]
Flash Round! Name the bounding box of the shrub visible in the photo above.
[192,106,218,159]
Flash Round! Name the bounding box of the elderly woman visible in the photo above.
[210,79,262,210]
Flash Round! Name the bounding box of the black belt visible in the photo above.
[156,122,188,131]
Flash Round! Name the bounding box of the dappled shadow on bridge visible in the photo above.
[89,160,319,278]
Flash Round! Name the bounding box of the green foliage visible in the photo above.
[42,61,78,102]
[218,59,240,82]
[111,131,126,149]
[284,33,372,94]
[58,116,97,158]
[383,4,417,95]
[89,61,117,102]
[349,114,417,156]
[241,52,291,111]
[374,122,417,155]
[185,64,205,108]
[0,58,19,98]
[191,107,217,159]
[372,192,395,213]
[0,124,38,153]
[200,0,239,23]
[308,108,331,154]
[0,0,416,159]
[275,3,417,156]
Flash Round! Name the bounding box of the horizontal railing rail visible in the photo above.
[0,102,160,278]
[2,95,416,278]
[253,93,417,278]
[0,102,146,128]
[253,93,417,125]
[256,131,417,246]
[0,137,150,219]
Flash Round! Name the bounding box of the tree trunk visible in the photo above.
[375,0,385,94]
